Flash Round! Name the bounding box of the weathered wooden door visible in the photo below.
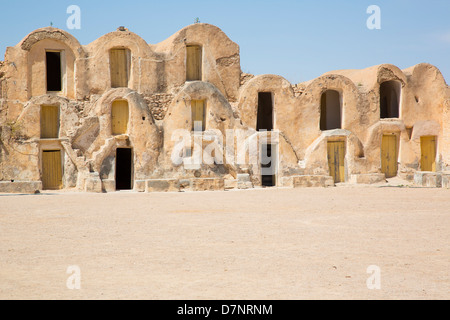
[110,49,128,88]
[112,100,129,135]
[420,136,436,172]
[327,141,345,183]
[186,45,202,81]
[42,150,62,190]
[381,134,398,178]
[40,105,59,138]
[191,99,205,131]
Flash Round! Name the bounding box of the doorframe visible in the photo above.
[40,147,64,190]
[45,49,67,95]
[420,135,438,172]
[185,43,203,82]
[380,132,399,178]
[326,137,347,183]
[109,47,131,88]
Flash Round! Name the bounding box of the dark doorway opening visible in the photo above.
[257,92,273,131]
[320,90,341,130]
[261,144,276,187]
[46,51,62,92]
[116,148,132,190]
[380,81,401,119]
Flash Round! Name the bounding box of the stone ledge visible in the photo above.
[192,178,224,191]
[442,173,450,189]
[0,181,42,194]
[414,171,442,188]
[349,173,386,184]
[280,176,294,188]
[134,180,146,192]
[237,174,253,189]
[292,175,334,188]
[146,179,179,192]
[145,178,225,192]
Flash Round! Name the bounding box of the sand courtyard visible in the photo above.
[0,185,448,300]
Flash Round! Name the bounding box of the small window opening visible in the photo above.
[406,127,413,140]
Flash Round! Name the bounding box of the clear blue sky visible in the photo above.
[1,0,449,84]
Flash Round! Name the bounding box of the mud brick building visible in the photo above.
[0,24,449,193]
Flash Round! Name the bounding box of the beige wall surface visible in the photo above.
[0,24,448,192]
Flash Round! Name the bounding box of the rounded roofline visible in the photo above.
[154,23,239,52]
[19,27,84,55]
[86,29,151,50]
[404,62,448,86]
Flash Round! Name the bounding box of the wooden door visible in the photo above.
[40,105,59,138]
[421,136,436,172]
[186,45,202,81]
[112,100,129,135]
[110,49,128,88]
[42,150,62,190]
[191,100,205,131]
[381,134,398,178]
[327,141,345,183]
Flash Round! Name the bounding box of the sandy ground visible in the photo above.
[0,184,449,300]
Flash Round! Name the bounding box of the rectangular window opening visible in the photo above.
[380,81,401,119]
[257,92,273,131]
[320,90,341,130]
[46,51,62,92]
